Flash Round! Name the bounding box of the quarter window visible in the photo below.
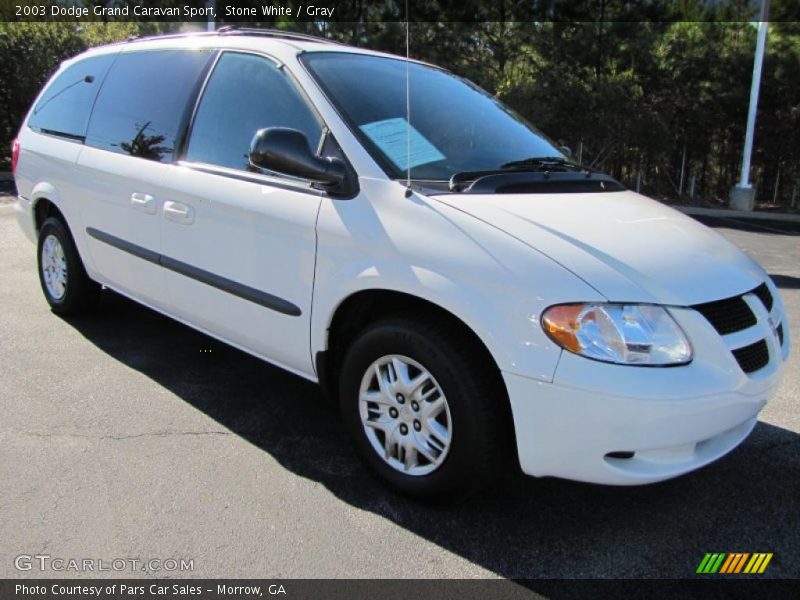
[28,53,117,140]
[186,52,322,172]
[85,49,214,162]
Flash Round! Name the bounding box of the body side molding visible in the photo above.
[85,227,302,316]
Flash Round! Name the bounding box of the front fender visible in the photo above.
[312,178,604,382]
[311,259,549,379]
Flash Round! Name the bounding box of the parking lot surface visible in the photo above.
[1,199,798,582]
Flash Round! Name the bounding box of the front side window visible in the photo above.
[301,52,562,181]
[186,52,322,172]
[28,53,117,140]
[85,49,214,162]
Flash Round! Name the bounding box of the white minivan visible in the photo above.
[13,28,790,500]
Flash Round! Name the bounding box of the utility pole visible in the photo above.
[730,0,770,211]
[773,166,780,204]
[206,0,215,31]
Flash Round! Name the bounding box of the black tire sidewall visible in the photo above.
[37,217,90,313]
[339,319,492,501]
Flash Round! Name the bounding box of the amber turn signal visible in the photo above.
[541,304,585,353]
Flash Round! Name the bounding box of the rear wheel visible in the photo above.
[339,315,508,502]
[37,217,99,314]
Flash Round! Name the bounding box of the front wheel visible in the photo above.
[37,217,99,314]
[339,316,508,502]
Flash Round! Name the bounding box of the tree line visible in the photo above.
[1,2,798,208]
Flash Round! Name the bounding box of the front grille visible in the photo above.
[693,295,756,335]
[693,281,779,376]
[731,340,770,374]
[752,282,774,312]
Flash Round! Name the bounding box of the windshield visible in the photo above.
[301,52,563,181]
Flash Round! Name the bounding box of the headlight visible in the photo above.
[541,303,692,366]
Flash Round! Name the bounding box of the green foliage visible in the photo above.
[0,22,85,163]
[296,17,800,205]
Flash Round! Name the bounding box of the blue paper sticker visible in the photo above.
[360,118,445,171]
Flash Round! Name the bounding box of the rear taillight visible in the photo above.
[11,138,20,174]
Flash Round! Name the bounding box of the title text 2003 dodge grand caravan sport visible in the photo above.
[13,29,790,501]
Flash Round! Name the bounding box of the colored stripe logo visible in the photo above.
[696,552,773,574]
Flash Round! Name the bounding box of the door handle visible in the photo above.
[130,192,156,214]
[163,200,195,225]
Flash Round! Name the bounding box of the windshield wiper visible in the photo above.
[500,156,607,174]
[448,157,619,193]
[500,156,578,170]
[450,158,589,192]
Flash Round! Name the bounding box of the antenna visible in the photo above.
[404,0,413,198]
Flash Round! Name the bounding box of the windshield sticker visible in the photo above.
[359,118,445,171]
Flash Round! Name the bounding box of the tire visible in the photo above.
[37,216,99,314]
[339,314,508,502]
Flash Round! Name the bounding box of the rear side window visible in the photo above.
[185,52,322,172]
[28,53,117,140]
[85,49,214,162]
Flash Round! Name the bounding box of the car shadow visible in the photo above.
[62,291,799,580]
[692,214,800,236]
[769,274,800,290]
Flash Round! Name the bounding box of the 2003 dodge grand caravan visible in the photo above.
[13,29,790,500]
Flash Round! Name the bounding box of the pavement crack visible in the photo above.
[12,430,233,441]
[100,431,233,440]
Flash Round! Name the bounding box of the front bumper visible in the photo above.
[505,370,778,485]
[505,305,788,485]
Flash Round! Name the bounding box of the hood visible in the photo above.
[430,190,765,306]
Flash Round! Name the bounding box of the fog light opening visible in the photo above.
[605,451,635,460]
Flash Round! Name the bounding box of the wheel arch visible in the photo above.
[317,287,519,468]
[324,286,495,357]
[30,180,72,231]
[317,289,508,400]
[33,196,66,233]
[29,182,96,277]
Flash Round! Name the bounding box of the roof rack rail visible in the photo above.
[126,31,218,43]
[216,26,343,45]
[126,26,342,46]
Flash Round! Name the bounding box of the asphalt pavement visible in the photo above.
[1,200,798,584]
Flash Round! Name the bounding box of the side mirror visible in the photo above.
[249,127,347,190]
